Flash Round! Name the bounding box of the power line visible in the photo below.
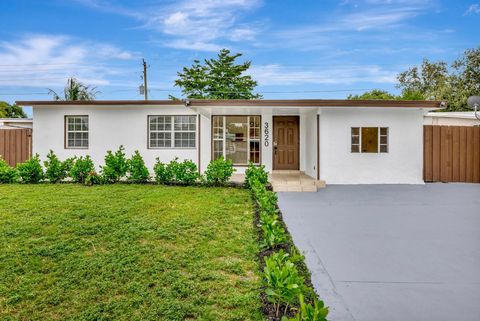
[0,92,49,95]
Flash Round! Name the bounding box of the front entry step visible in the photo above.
[270,171,325,192]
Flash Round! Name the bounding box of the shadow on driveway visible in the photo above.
[278,184,480,321]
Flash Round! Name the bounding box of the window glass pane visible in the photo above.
[225,116,248,164]
[352,136,359,145]
[380,145,388,153]
[249,116,260,140]
[361,127,378,153]
[213,140,223,160]
[380,136,388,145]
[351,127,360,135]
[249,141,260,164]
[380,127,388,135]
[351,145,360,153]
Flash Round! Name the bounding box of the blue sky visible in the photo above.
[0,0,479,116]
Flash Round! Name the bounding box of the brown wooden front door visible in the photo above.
[273,116,299,170]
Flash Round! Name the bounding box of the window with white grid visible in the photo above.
[65,116,88,149]
[148,115,196,148]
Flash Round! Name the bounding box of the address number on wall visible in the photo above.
[264,122,269,147]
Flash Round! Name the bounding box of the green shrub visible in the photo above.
[128,151,149,183]
[168,158,200,185]
[101,145,128,183]
[262,220,287,249]
[245,162,268,188]
[43,150,74,183]
[281,294,329,321]
[70,156,94,184]
[264,250,306,316]
[16,154,43,183]
[84,171,103,186]
[0,157,17,183]
[205,156,235,185]
[153,158,173,184]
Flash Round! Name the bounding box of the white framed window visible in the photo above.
[212,116,261,165]
[351,127,389,153]
[65,116,88,149]
[148,115,196,148]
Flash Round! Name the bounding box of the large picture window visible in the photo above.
[149,115,196,148]
[351,127,388,153]
[212,116,261,165]
[65,116,88,149]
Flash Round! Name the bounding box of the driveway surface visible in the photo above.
[278,184,480,321]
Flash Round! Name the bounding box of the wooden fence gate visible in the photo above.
[424,125,480,183]
[0,128,32,167]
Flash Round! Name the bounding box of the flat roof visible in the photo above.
[16,99,445,108]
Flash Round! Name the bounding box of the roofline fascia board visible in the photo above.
[16,99,446,109]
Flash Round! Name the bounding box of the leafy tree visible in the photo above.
[397,59,449,101]
[172,49,262,99]
[347,89,425,101]
[396,47,480,111]
[347,89,396,100]
[48,77,98,101]
[0,101,27,118]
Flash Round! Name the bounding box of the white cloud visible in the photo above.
[0,34,137,87]
[248,64,398,86]
[163,40,223,52]
[464,4,480,15]
[73,0,262,51]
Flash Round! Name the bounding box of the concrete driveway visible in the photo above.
[278,184,480,321]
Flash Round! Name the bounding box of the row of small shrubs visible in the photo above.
[0,146,235,186]
[245,163,329,321]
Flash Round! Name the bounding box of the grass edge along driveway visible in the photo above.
[0,184,264,321]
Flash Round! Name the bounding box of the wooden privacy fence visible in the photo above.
[0,128,32,167]
[424,125,480,183]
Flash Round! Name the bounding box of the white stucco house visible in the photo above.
[16,99,443,185]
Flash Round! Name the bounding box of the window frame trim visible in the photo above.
[147,115,197,149]
[351,126,389,154]
[211,115,262,166]
[64,115,89,150]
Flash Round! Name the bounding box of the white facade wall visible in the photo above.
[33,104,427,184]
[33,105,201,172]
[319,108,425,184]
[302,110,318,179]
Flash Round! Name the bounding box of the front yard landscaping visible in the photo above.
[0,184,263,320]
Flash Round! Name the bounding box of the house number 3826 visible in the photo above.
[264,122,269,147]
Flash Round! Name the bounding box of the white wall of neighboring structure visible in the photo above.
[424,112,480,127]
[33,105,200,172]
[319,108,425,184]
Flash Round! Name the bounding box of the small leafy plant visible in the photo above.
[43,150,74,183]
[16,154,43,183]
[127,150,149,183]
[264,250,306,316]
[262,219,287,249]
[153,158,173,184]
[101,145,128,183]
[245,162,269,188]
[204,156,235,185]
[168,158,200,185]
[84,171,103,186]
[281,294,329,321]
[70,156,94,184]
[0,157,17,183]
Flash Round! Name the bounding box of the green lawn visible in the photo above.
[0,185,264,321]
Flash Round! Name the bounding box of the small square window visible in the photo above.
[351,127,388,154]
[65,116,88,149]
